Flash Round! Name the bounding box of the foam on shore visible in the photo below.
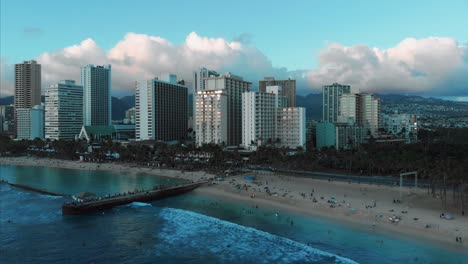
[157,207,358,264]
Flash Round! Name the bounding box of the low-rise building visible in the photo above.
[124,107,136,124]
[0,105,14,136]
[382,112,418,143]
[78,125,135,142]
[16,105,44,140]
[316,121,365,150]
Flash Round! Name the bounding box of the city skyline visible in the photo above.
[1,0,467,100]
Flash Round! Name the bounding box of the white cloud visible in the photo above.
[306,37,468,95]
[31,32,298,95]
[1,34,466,98]
[0,58,14,97]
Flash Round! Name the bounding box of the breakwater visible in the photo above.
[0,179,68,196]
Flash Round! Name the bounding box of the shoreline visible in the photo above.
[1,156,467,252]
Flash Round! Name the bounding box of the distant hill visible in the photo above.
[295,93,468,119]
[111,96,132,120]
[120,95,135,108]
[0,96,13,105]
[377,94,468,116]
[3,93,468,120]
[296,93,322,120]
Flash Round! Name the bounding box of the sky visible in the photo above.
[1,0,467,98]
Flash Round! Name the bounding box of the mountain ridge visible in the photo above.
[1,93,467,120]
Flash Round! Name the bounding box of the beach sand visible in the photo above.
[1,156,467,251]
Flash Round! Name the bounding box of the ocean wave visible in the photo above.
[0,188,64,224]
[127,202,152,207]
[157,208,357,264]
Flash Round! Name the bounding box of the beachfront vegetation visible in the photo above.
[0,128,467,211]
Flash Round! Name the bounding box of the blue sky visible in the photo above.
[2,0,467,69]
[1,0,467,97]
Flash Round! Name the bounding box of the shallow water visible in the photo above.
[1,165,467,263]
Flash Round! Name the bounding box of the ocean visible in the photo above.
[1,165,467,264]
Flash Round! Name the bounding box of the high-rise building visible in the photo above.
[338,93,362,124]
[242,86,285,148]
[14,60,41,137]
[0,105,14,136]
[192,68,220,128]
[360,94,381,136]
[16,105,44,140]
[202,72,252,146]
[45,80,83,140]
[338,93,381,137]
[195,90,228,146]
[136,74,187,141]
[81,64,111,126]
[277,107,307,149]
[259,77,296,107]
[193,68,220,92]
[322,83,351,123]
[242,85,305,150]
[14,60,41,110]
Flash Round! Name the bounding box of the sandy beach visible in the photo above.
[1,156,467,251]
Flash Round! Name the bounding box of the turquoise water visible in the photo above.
[1,164,467,263]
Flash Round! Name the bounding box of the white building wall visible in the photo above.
[203,73,251,146]
[360,94,381,136]
[339,93,360,123]
[136,80,152,140]
[16,108,31,140]
[277,107,306,149]
[242,92,256,148]
[30,105,44,140]
[242,90,281,148]
[195,90,228,146]
[45,80,83,140]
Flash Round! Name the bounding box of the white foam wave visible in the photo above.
[157,208,357,264]
[127,202,152,207]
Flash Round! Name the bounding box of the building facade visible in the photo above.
[136,74,188,141]
[258,77,296,107]
[203,72,252,146]
[322,83,351,123]
[16,105,44,140]
[14,60,41,137]
[14,60,41,110]
[45,80,83,140]
[360,94,381,136]
[193,68,220,92]
[0,105,14,136]
[242,86,285,148]
[338,93,362,124]
[195,90,228,146]
[81,64,111,126]
[338,93,381,137]
[192,68,220,128]
[277,107,306,149]
[316,121,365,150]
[382,113,417,143]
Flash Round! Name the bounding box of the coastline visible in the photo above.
[1,156,467,252]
